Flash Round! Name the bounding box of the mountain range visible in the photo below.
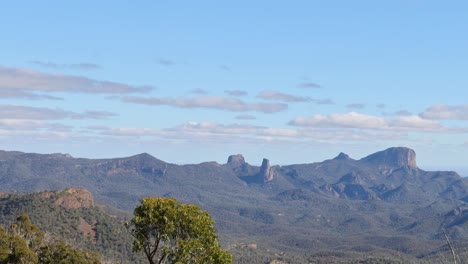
[0,147,467,263]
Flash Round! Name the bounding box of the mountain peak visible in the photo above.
[334,152,351,160]
[125,153,167,166]
[133,152,156,159]
[227,154,246,167]
[361,147,417,168]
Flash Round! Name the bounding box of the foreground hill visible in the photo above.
[0,147,467,262]
[0,188,144,263]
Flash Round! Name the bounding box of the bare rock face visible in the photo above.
[79,217,96,237]
[404,149,417,167]
[227,154,246,168]
[260,158,276,182]
[361,147,417,168]
[41,188,94,209]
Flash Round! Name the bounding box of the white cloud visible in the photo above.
[299,82,321,89]
[346,103,365,109]
[297,128,407,142]
[100,127,165,137]
[0,66,153,95]
[377,104,386,109]
[29,61,101,70]
[0,119,50,129]
[72,111,117,119]
[122,96,288,113]
[190,88,209,95]
[85,121,407,145]
[290,112,385,129]
[0,129,70,138]
[0,88,63,100]
[388,115,441,130]
[0,119,72,133]
[156,58,175,66]
[315,99,334,105]
[0,105,69,120]
[420,104,468,120]
[261,128,298,137]
[235,114,256,120]
[256,90,312,102]
[224,90,248,96]
[394,110,412,116]
[168,122,265,135]
[0,104,116,120]
[87,123,291,145]
[289,112,443,132]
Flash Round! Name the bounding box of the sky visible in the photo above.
[0,1,467,170]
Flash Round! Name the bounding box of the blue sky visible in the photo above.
[0,1,467,169]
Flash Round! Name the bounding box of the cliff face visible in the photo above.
[360,147,417,168]
[260,158,275,182]
[227,154,246,168]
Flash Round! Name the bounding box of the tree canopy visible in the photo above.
[126,197,232,264]
[0,214,101,264]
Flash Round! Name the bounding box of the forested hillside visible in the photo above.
[0,188,145,263]
[0,147,467,263]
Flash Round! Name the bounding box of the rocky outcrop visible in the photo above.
[227,154,255,177]
[233,157,276,183]
[40,188,94,209]
[227,154,246,168]
[260,158,275,182]
[360,147,417,168]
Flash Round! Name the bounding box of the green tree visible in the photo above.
[0,214,42,264]
[126,197,232,264]
[38,240,100,264]
[0,214,101,264]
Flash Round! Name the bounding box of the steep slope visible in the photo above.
[0,188,144,263]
